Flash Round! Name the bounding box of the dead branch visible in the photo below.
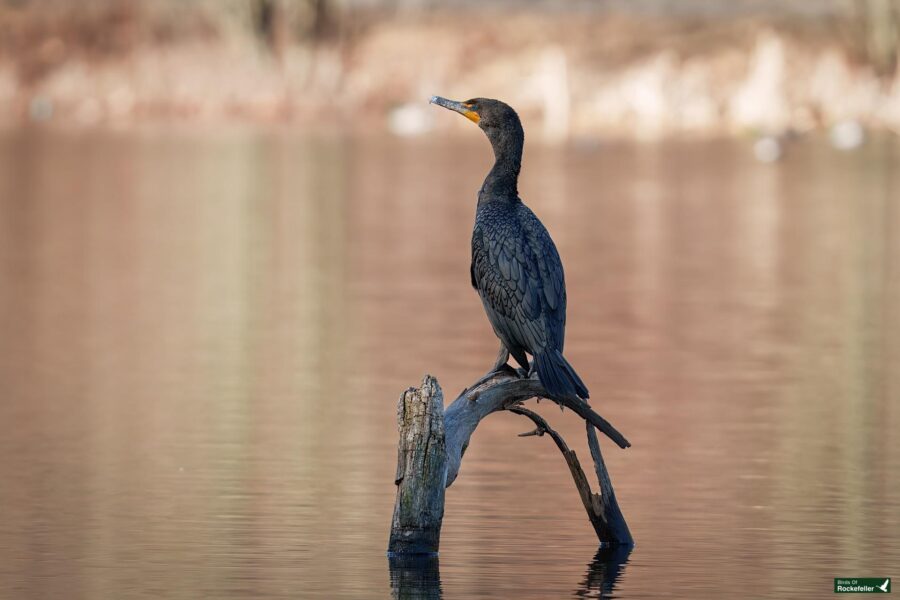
[586,422,634,546]
[443,370,630,487]
[508,406,610,540]
[508,406,633,547]
[389,372,632,555]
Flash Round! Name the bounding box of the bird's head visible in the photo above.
[430,96,523,152]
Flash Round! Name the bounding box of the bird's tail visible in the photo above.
[533,349,589,401]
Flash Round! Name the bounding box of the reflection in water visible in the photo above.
[387,545,631,600]
[0,129,897,599]
[388,555,443,600]
[576,545,632,599]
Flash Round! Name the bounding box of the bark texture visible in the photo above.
[388,378,447,554]
[388,371,632,555]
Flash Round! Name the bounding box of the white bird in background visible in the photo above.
[878,579,890,593]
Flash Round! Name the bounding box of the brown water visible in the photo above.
[0,127,898,599]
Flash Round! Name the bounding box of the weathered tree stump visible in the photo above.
[388,371,632,555]
[388,378,447,554]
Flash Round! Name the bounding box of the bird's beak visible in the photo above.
[430,96,480,124]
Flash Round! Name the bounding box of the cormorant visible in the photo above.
[430,96,589,402]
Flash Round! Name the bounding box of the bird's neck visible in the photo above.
[479,129,523,203]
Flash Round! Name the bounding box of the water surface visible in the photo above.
[0,127,898,599]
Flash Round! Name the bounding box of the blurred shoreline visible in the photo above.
[1,1,899,140]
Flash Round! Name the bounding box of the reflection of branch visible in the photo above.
[388,555,442,600]
[389,373,632,555]
[387,541,632,600]
[576,545,633,599]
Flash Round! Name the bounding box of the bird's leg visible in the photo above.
[484,344,524,379]
[491,344,521,378]
[491,345,511,372]
[509,351,529,379]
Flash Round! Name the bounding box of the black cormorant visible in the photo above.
[430,96,589,402]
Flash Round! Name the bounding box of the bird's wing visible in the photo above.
[521,206,566,318]
[471,206,566,351]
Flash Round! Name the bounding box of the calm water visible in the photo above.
[0,127,898,599]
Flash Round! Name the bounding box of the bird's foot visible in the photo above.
[493,363,528,378]
[466,363,517,398]
[493,363,520,377]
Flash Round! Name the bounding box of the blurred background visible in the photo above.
[0,1,898,599]
[1,0,900,138]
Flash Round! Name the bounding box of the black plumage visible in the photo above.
[431,96,589,402]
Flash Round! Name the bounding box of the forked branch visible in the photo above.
[389,371,632,555]
[443,369,629,486]
[509,406,632,546]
